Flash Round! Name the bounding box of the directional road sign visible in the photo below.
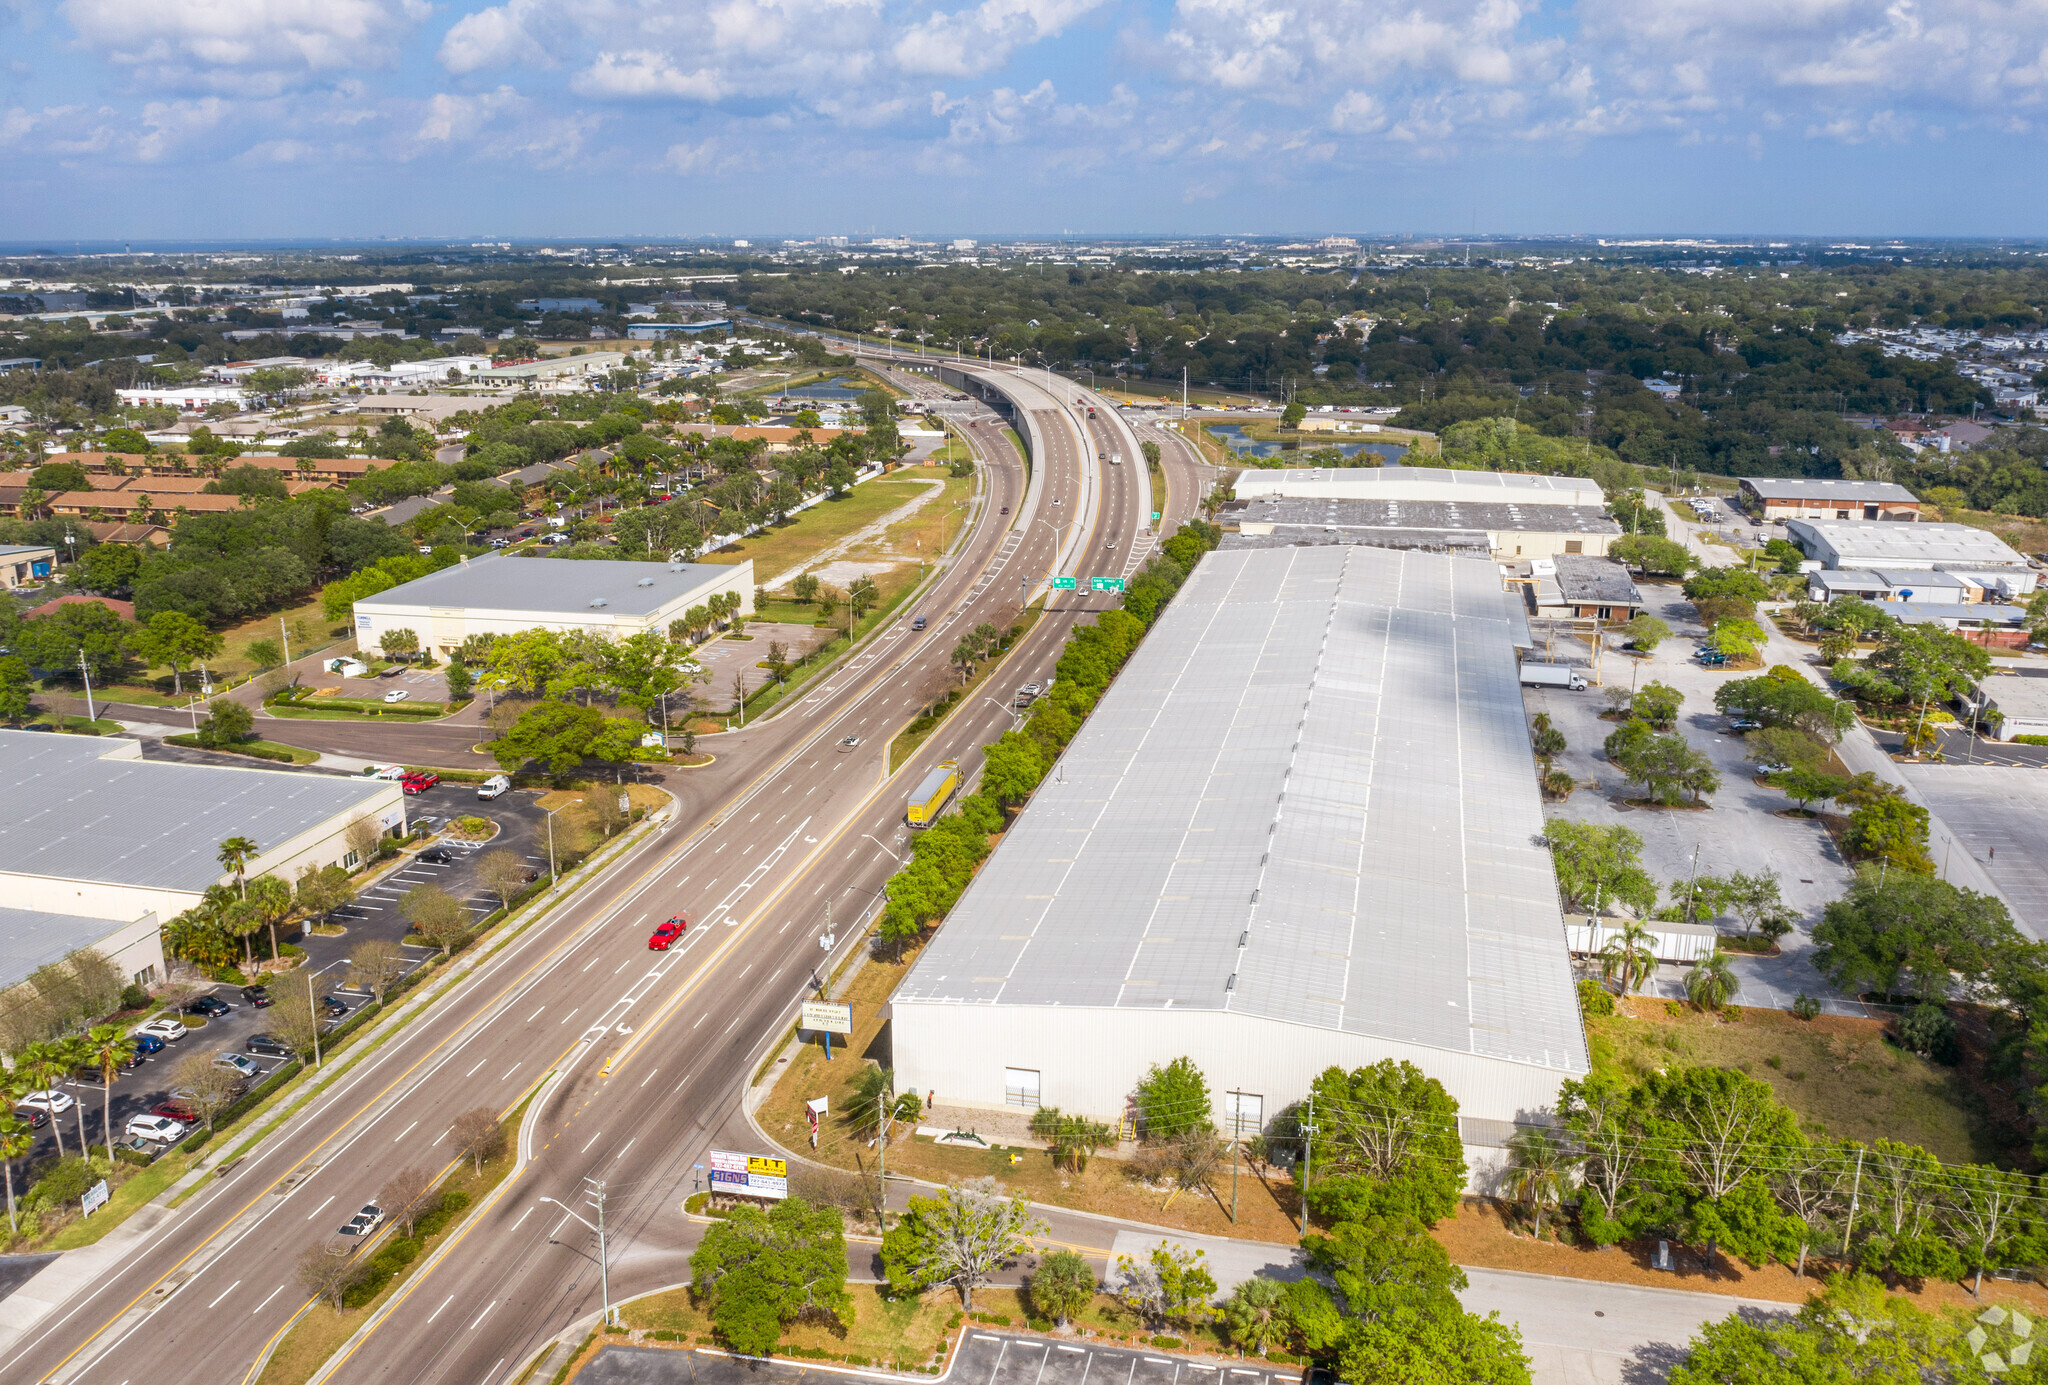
[1050,576,1077,590]
[1091,577,1126,592]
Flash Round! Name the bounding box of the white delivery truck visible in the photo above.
[1519,662,1588,691]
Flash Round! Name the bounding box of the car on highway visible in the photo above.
[185,995,230,1018]
[213,1052,260,1079]
[12,1105,49,1129]
[131,1031,165,1057]
[339,1204,386,1237]
[242,984,271,1007]
[320,995,350,1018]
[402,771,440,795]
[648,916,689,949]
[1000,505,1009,514]
[911,616,926,630]
[127,1114,187,1144]
[19,1090,75,1116]
[418,846,458,864]
[246,1034,294,1058]
[837,735,860,751]
[135,1017,186,1042]
[384,689,411,704]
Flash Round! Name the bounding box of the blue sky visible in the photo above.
[6,0,2048,240]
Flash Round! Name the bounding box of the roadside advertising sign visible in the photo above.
[709,1150,788,1200]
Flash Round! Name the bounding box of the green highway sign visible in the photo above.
[1091,577,1126,592]
[1151,512,1160,521]
[1050,576,1077,590]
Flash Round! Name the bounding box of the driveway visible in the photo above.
[1525,579,1858,1015]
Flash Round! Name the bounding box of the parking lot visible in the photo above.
[16,779,552,1162]
[573,1334,1302,1385]
[1524,581,1860,1014]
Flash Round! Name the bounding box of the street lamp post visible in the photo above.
[541,1184,612,1326]
[981,696,1023,732]
[543,804,567,886]
[861,833,902,865]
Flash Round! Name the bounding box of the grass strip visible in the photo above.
[740,566,933,723]
[165,732,319,764]
[889,600,1045,772]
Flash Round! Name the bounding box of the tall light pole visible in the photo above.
[543,804,567,887]
[542,1182,612,1326]
[77,650,96,723]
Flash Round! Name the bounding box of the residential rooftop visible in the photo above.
[894,545,1586,1076]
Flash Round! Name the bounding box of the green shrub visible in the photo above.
[414,1189,470,1238]
[26,1155,110,1211]
[119,984,151,1011]
[1577,978,1616,1017]
[1151,1336,1184,1349]
[1792,992,1822,1020]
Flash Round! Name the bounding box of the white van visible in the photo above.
[477,774,511,800]
[366,764,406,781]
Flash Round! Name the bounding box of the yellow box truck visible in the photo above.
[906,760,960,828]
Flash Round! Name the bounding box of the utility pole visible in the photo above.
[77,650,96,723]
[308,968,322,1068]
[279,615,292,669]
[1682,843,1703,926]
[588,1177,612,1326]
[1298,1093,1317,1237]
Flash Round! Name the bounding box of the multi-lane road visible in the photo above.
[4,367,1203,1385]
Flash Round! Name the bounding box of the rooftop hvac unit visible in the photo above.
[589,597,608,608]
[636,577,655,587]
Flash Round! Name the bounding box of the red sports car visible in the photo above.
[648,917,689,950]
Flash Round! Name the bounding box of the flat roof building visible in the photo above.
[889,546,1587,1168]
[1231,464,1605,509]
[1786,520,2037,597]
[0,732,406,987]
[0,543,54,589]
[351,551,753,659]
[1739,478,1922,521]
[1219,495,1620,561]
[1968,674,2048,741]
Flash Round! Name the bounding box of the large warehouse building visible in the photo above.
[0,732,406,990]
[1786,520,2038,598]
[351,552,754,661]
[888,546,1589,1168]
[1230,464,1605,508]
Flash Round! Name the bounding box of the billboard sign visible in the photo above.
[801,1001,852,1034]
[709,1150,788,1200]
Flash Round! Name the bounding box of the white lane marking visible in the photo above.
[582,956,599,972]
[580,1130,602,1153]
[558,1008,580,1025]
[614,1137,635,1162]
[640,1068,657,1087]
[253,1285,285,1314]
[502,1061,521,1081]
[464,1058,487,1077]
[470,1300,498,1332]
[512,1203,535,1231]
[306,1195,335,1220]
[206,1281,240,1309]
[526,1006,545,1021]
[393,1120,418,1142]
[429,1294,457,1323]
[615,959,632,974]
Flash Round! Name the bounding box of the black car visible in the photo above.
[417,847,456,865]
[319,995,350,1018]
[242,985,271,1008]
[246,1033,294,1058]
[11,1105,48,1128]
[185,995,230,1018]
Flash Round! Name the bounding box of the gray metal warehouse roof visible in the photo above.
[0,732,393,892]
[355,551,738,618]
[896,546,1589,1076]
[0,906,150,992]
[1223,495,1620,536]
[1740,477,1921,504]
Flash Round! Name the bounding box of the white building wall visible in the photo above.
[352,562,754,657]
[889,1002,1577,1133]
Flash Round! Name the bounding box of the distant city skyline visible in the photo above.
[5,0,2048,239]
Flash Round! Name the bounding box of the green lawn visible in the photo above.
[703,478,943,586]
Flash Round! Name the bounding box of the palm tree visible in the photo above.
[1597,920,1659,997]
[224,897,262,968]
[217,836,259,901]
[86,1025,136,1159]
[244,874,295,964]
[1685,949,1741,1012]
[0,1115,31,1235]
[18,1042,70,1160]
[1503,1126,1578,1240]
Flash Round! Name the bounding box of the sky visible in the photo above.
[5,0,2048,241]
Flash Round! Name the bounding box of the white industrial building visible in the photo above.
[351,552,754,661]
[1786,520,2038,598]
[1230,464,1605,508]
[0,732,405,990]
[889,546,1588,1171]
[1965,675,2048,741]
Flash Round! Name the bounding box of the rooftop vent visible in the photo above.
[636,577,655,587]
[589,597,608,608]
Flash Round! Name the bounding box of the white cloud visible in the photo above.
[134,95,230,160]
[62,0,429,89]
[893,0,1107,77]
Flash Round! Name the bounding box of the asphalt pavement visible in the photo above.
[0,362,1142,1385]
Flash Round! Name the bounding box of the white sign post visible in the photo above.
[81,1179,110,1218]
